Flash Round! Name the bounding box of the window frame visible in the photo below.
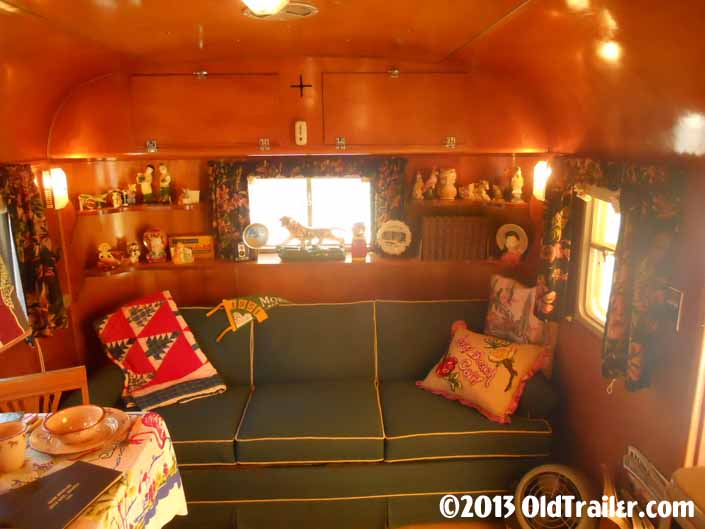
[247,176,373,251]
[576,196,620,335]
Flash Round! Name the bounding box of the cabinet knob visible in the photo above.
[259,138,271,151]
[145,139,158,153]
[336,137,347,151]
[443,136,457,149]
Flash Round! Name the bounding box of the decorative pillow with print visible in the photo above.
[95,290,226,410]
[417,323,547,424]
[485,275,545,344]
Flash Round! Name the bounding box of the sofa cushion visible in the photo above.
[252,302,375,383]
[180,308,252,386]
[375,300,488,381]
[236,380,384,464]
[158,385,250,465]
[381,381,552,462]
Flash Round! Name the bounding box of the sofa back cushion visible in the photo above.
[180,308,252,386]
[376,300,488,381]
[253,302,376,383]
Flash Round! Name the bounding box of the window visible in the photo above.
[0,202,27,317]
[579,197,621,329]
[248,177,372,248]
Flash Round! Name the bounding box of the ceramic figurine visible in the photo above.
[423,168,439,199]
[412,171,424,200]
[510,166,525,203]
[78,193,108,211]
[478,180,491,202]
[127,241,141,265]
[97,242,121,271]
[137,165,155,204]
[438,168,458,200]
[279,216,345,249]
[351,222,367,262]
[492,184,505,204]
[109,189,123,208]
[458,185,471,199]
[158,163,172,204]
[125,184,137,206]
[143,227,168,263]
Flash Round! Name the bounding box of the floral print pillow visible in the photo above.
[417,324,547,424]
[485,275,546,345]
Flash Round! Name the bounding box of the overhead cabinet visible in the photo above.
[322,72,473,148]
[130,73,284,149]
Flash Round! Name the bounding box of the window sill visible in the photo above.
[573,311,606,339]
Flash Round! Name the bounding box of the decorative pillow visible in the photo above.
[485,275,545,345]
[417,324,548,424]
[95,291,226,411]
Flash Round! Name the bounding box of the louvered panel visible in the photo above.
[421,216,489,261]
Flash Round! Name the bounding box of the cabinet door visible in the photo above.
[322,72,472,147]
[130,74,284,149]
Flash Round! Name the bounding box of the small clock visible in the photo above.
[376,220,412,256]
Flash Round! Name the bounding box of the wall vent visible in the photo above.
[242,2,319,21]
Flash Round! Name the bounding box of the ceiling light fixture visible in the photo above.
[597,40,622,63]
[242,0,289,16]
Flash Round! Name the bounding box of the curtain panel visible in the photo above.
[535,157,683,390]
[0,164,68,336]
[208,157,406,260]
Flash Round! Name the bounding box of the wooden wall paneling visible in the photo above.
[129,73,285,149]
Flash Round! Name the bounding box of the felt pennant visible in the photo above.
[207,295,288,341]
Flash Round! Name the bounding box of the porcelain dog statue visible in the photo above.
[279,216,345,249]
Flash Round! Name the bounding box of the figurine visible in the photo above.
[459,185,471,199]
[279,216,345,249]
[109,189,123,209]
[438,168,458,200]
[423,168,439,199]
[158,163,172,204]
[125,184,137,206]
[143,227,168,263]
[351,222,367,261]
[478,180,491,202]
[127,241,141,265]
[97,242,121,271]
[412,172,424,200]
[510,166,525,203]
[492,184,505,204]
[137,165,155,204]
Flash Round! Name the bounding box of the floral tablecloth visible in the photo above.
[0,411,187,529]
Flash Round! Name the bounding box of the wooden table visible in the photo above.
[0,411,187,529]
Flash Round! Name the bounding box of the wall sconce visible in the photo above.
[242,0,289,15]
[533,161,552,201]
[49,168,69,209]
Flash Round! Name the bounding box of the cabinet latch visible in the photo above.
[336,137,347,151]
[145,139,158,153]
[259,138,271,151]
[443,136,457,149]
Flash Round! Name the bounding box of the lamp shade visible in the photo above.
[50,168,69,209]
[533,161,552,201]
[242,0,289,15]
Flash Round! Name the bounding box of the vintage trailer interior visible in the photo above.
[1,1,705,528]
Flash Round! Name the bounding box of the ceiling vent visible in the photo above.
[242,2,318,21]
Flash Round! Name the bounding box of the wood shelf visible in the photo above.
[407,199,528,215]
[77,203,201,217]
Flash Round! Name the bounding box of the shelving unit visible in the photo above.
[77,203,201,216]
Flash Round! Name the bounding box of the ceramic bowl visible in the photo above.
[0,421,27,473]
[43,405,106,445]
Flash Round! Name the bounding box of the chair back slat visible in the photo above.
[0,367,89,414]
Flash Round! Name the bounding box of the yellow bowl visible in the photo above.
[43,405,106,445]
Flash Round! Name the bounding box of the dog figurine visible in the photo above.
[279,216,345,249]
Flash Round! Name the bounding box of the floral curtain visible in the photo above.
[534,157,683,390]
[208,157,406,260]
[0,164,68,336]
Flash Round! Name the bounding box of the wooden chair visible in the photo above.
[0,366,89,413]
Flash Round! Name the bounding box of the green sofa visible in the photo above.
[75,300,556,528]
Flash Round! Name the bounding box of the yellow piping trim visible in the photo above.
[187,489,510,505]
[279,301,374,308]
[386,421,552,440]
[373,301,379,382]
[374,298,488,304]
[249,321,254,388]
[173,439,234,444]
[375,381,387,438]
[237,458,384,465]
[385,452,550,463]
[235,388,255,441]
[238,435,383,442]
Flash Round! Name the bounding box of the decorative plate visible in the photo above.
[376,220,412,256]
[496,223,529,254]
[30,408,131,456]
[243,223,270,249]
